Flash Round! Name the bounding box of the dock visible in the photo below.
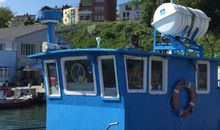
[11,84,46,103]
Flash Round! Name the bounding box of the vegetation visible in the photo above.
[0,7,13,28]
[59,21,220,58]
[59,22,153,51]
[138,0,220,29]
[59,0,220,57]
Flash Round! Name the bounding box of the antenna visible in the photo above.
[96,37,101,48]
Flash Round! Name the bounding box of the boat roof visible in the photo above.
[29,48,220,62]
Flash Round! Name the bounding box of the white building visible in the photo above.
[63,7,79,25]
[119,1,141,21]
[0,25,48,85]
[0,25,71,86]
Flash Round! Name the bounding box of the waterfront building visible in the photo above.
[0,51,16,86]
[0,25,47,85]
[63,7,79,25]
[79,0,116,22]
[119,1,141,21]
[0,25,71,86]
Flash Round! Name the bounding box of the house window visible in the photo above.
[125,56,147,93]
[81,0,93,6]
[95,6,104,12]
[95,15,104,21]
[125,4,132,11]
[0,43,5,50]
[71,9,75,15]
[44,60,60,97]
[196,61,210,94]
[0,67,9,79]
[98,56,119,98]
[86,15,91,20]
[149,56,168,94]
[127,12,130,17]
[21,44,35,55]
[61,56,96,96]
[123,12,126,17]
[96,0,104,2]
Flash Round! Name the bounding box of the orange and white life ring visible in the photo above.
[172,80,196,117]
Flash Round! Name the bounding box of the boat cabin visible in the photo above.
[30,49,220,130]
[32,4,220,130]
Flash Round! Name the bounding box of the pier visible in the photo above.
[11,85,46,103]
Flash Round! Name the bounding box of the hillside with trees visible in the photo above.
[59,21,220,58]
[0,7,13,28]
[59,0,220,58]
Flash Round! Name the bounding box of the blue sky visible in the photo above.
[0,0,128,15]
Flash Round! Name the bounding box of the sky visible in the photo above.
[0,0,128,15]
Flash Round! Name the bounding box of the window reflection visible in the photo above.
[100,59,118,97]
[46,63,59,95]
[65,60,94,92]
[151,60,163,91]
[198,64,207,90]
[126,59,144,90]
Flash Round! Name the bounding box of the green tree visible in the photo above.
[176,0,220,30]
[139,0,162,26]
[0,7,13,28]
[136,0,220,29]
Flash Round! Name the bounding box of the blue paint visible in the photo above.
[153,27,204,57]
[0,51,16,83]
[37,10,61,43]
[47,23,53,43]
[30,49,220,130]
[29,8,220,130]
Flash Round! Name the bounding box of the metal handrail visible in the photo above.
[106,122,119,130]
[218,80,220,87]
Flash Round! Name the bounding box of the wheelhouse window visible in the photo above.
[196,61,210,94]
[149,56,168,94]
[61,56,96,96]
[98,56,119,98]
[44,60,60,97]
[124,56,147,93]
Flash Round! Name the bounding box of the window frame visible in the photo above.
[124,56,147,93]
[98,55,119,99]
[43,60,61,97]
[149,56,168,94]
[0,66,9,79]
[61,56,97,96]
[0,43,5,50]
[218,66,220,87]
[195,60,210,94]
[21,43,35,56]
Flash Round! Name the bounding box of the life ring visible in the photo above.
[172,80,196,117]
[71,63,86,83]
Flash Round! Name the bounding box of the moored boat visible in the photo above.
[0,89,33,110]
[30,2,220,130]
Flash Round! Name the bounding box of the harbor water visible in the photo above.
[0,104,46,130]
